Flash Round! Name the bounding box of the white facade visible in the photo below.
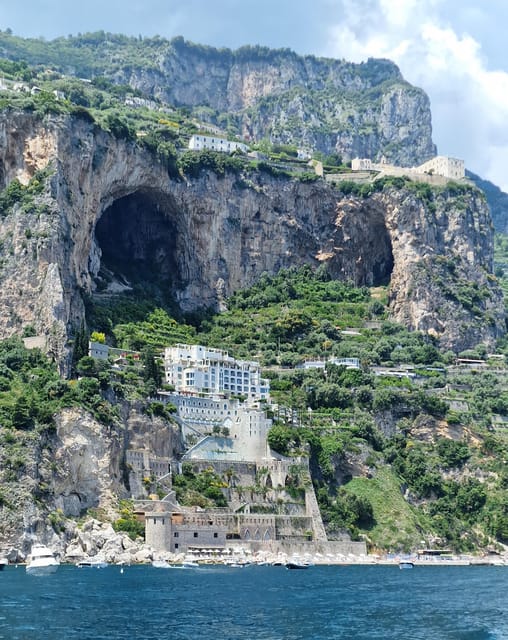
[164,344,270,401]
[352,155,465,181]
[298,357,360,370]
[298,360,326,370]
[351,158,373,171]
[297,149,312,160]
[329,357,360,369]
[416,156,465,180]
[181,404,272,462]
[188,134,248,154]
[165,393,240,430]
[160,391,272,461]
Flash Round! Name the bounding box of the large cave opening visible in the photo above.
[92,189,184,319]
[369,212,394,287]
[330,198,394,287]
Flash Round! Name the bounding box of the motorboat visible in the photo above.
[26,544,59,575]
[399,561,415,569]
[286,561,310,570]
[152,559,199,569]
[0,557,8,571]
[76,557,108,568]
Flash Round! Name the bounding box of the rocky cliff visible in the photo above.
[0,110,503,354]
[129,39,436,165]
[0,401,182,556]
[0,33,436,165]
[468,170,508,234]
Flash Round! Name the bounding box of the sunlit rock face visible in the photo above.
[118,40,436,166]
[0,110,503,355]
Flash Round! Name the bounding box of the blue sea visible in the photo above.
[1,564,507,639]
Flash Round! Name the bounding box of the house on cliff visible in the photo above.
[188,134,249,154]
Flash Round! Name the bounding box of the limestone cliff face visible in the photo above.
[0,36,435,165]
[331,187,504,351]
[0,402,182,552]
[0,111,503,354]
[117,40,436,165]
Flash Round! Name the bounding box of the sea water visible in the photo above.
[0,564,507,639]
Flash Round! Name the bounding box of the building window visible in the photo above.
[213,532,218,538]
[174,543,179,549]
[193,532,198,538]
[174,532,179,538]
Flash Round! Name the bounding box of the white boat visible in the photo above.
[0,557,8,571]
[152,559,199,569]
[76,557,108,569]
[399,561,415,569]
[152,560,171,569]
[26,545,59,575]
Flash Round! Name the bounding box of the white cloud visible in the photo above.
[323,0,508,191]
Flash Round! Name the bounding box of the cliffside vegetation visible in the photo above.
[0,258,507,551]
[0,32,507,554]
[78,266,508,552]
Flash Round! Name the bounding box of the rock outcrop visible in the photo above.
[0,110,503,354]
[0,401,182,553]
[0,33,436,165]
[120,39,436,165]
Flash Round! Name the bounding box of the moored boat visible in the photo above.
[76,557,108,568]
[399,561,415,569]
[286,561,310,570]
[26,545,59,575]
[152,559,199,569]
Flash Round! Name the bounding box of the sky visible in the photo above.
[1,0,507,190]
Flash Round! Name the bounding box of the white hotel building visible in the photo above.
[163,344,270,401]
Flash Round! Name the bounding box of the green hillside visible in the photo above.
[87,267,508,552]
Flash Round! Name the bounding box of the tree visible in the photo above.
[267,424,293,456]
[76,356,98,377]
[105,113,134,140]
[456,480,487,519]
[72,322,89,373]
[90,331,106,344]
[11,395,33,429]
[436,438,470,468]
[142,346,162,389]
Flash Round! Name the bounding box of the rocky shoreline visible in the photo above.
[3,518,507,568]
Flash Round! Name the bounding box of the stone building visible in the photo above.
[351,155,465,180]
[126,449,171,479]
[351,157,373,170]
[145,510,228,552]
[417,155,465,180]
